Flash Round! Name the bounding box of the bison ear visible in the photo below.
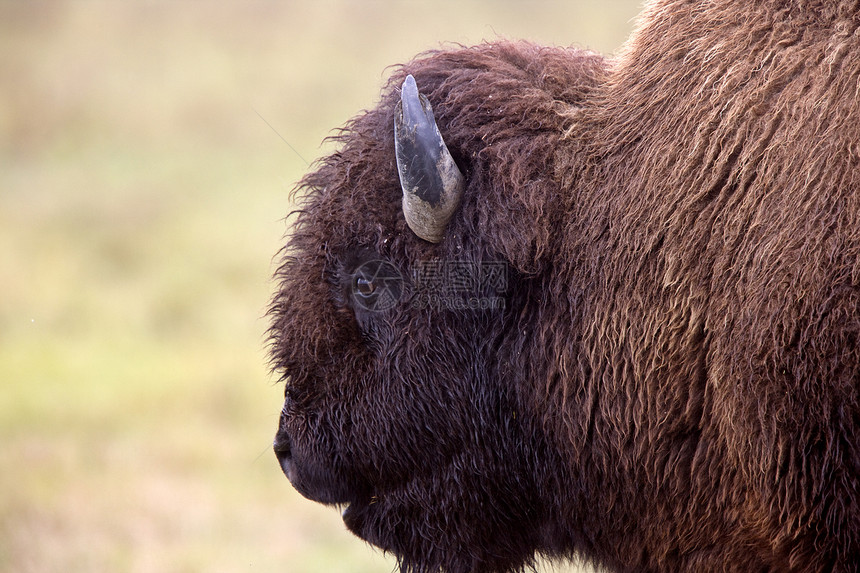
[394,75,465,243]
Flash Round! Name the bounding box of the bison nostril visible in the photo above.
[274,431,294,477]
[274,434,292,458]
[274,399,295,476]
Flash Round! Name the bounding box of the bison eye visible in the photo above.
[348,260,403,312]
[354,276,376,296]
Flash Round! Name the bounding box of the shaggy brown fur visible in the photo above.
[269,1,860,571]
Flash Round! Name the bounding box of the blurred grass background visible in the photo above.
[0,1,640,572]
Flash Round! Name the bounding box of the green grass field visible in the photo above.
[0,2,639,571]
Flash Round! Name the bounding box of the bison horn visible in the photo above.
[394,75,464,243]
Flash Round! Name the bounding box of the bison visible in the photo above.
[268,1,860,571]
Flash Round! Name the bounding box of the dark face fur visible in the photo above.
[269,82,541,573]
[268,44,606,573]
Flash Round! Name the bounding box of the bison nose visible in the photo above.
[274,432,294,478]
[274,403,295,478]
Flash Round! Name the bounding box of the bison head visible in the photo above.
[268,43,606,573]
